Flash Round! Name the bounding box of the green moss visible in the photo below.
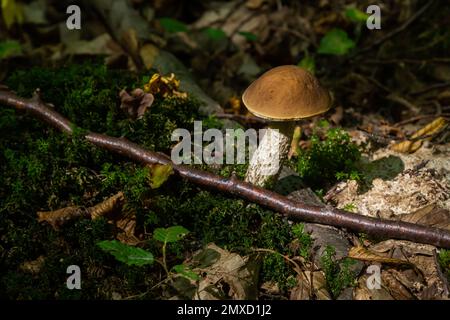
[0,61,301,299]
[292,223,313,259]
[438,249,450,282]
[295,126,361,189]
[320,246,357,298]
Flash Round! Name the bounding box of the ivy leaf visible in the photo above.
[0,40,22,59]
[345,7,369,23]
[147,163,173,189]
[298,56,315,74]
[238,31,258,42]
[153,226,189,244]
[204,28,227,41]
[172,264,200,281]
[97,240,154,266]
[318,28,355,55]
[158,18,188,33]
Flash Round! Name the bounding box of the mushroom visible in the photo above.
[242,65,331,187]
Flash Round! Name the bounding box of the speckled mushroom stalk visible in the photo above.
[245,121,295,187]
[242,65,331,187]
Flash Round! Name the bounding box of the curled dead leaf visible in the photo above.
[37,206,88,230]
[89,192,125,220]
[399,204,450,231]
[119,88,154,119]
[143,73,187,98]
[391,117,447,153]
[348,246,412,267]
[290,270,331,300]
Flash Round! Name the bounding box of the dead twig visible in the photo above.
[2,88,450,248]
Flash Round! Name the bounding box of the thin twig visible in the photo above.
[2,89,450,248]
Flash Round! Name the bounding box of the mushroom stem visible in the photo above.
[245,121,295,187]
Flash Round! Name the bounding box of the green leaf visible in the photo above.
[238,31,258,42]
[345,7,368,23]
[0,40,22,59]
[158,17,188,33]
[298,56,315,74]
[318,28,356,56]
[97,240,154,266]
[153,226,189,244]
[204,28,227,41]
[172,264,200,281]
[148,164,173,189]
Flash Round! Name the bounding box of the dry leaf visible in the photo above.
[399,204,450,231]
[89,192,138,245]
[37,206,87,230]
[89,192,125,219]
[368,240,449,300]
[183,243,260,300]
[37,192,138,244]
[143,73,187,98]
[382,270,416,300]
[354,274,395,300]
[348,246,412,267]
[290,270,331,300]
[119,88,154,120]
[391,117,447,153]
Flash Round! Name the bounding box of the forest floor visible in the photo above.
[0,0,449,300]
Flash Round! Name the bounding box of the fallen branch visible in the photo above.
[2,88,450,248]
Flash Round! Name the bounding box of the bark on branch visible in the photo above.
[1,88,450,248]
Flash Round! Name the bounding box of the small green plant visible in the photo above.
[97,225,198,281]
[291,223,313,259]
[438,249,450,282]
[97,240,154,266]
[320,246,357,298]
[295,126,361,189]
[318,28,356,56]
[342,203,357,213]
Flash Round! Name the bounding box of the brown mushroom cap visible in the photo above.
[242,65,331,121]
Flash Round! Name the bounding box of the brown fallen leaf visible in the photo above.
[354,274,395,300]
[382,269,416,300]
[89,191,125,220]
[348,246,412,267]
[119,88,154,120]
[37,206,88,230]
[290,270,331,300]
[368,240,449,300]
[391,117,447,153]
[175,243,260,300]
[37,192,138,244]
[398,203,450,231]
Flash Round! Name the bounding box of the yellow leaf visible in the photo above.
[143,72,187,98]
[391,117,447,153]
[147,163,174,189]
[1,0,24,29]
[410,117,446,139]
